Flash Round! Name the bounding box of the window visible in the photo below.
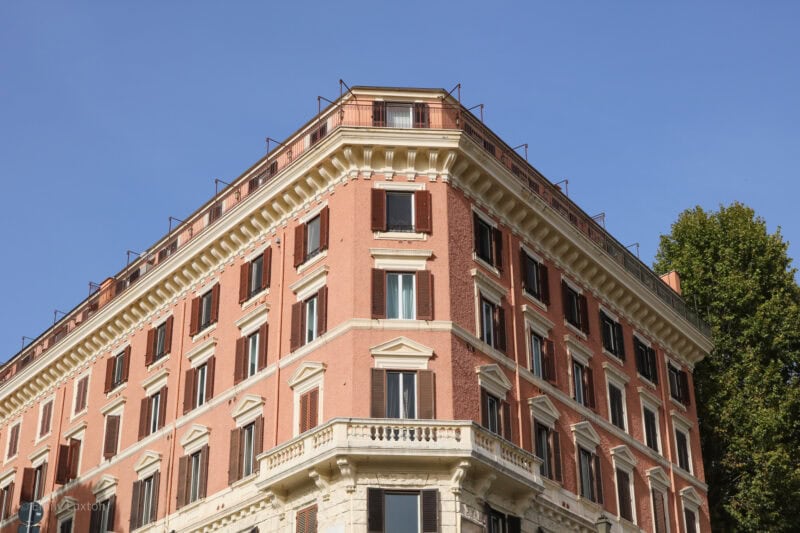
[600,311,625,359]
[145,317,174,365]
[521,251,549,304]
[372,270,433,321]
[228,417,264,484]
[177,445,209,508]
[668,363,691,405]
[239,248,272,303]
[190,285,219,336]
[299,388,319,433]
[371,189,432,234]
[652,488,668,533]
[367,488,439,533]
[479,296,507,352]
[616,468,634,522]
[59,517,73,533]
[371,369,434,420]
[20,462,47,503]
[643,406,660,453]
[39,400,53,438]
[572,359,595,409]
[0,483,12,521]
[530,332,543,377]
[103,414,121,460]
[234,324,268,384]
[293,207,329,268]
[676,428,691,472]
[684,508,698,533]
[562,281,589,334]
[74,375,89,414]
[473,213,503,268]
[608,383,626,431]
[634,337,659,384]
[105,346,130,392]
[296,504,318,533]
[6,423,19,458]
[386,273,415,319]
[533,421,562,482]
[486,507,522,533]
[371,101,430,129]
[89,496,116,533]
[138,387,167,440]
[578,447,603,504]
[55,438,82,484]
[184,358,216,414]
[290,287,327,351]
[481,389,511,439]
[130,472,159,529]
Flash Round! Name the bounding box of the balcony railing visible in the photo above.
[2,91,709,387]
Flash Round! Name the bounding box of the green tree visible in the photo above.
[654,202,800,532]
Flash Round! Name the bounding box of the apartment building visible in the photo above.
[0,86,712,532]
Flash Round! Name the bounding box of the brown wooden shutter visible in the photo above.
[254,415,264,460]
[561,280,570,320]
[239,262,250,303]
[493,227,503,269]
[55,444,70,484]
[539,263,550,304]
[229,428,242,484]
[615,322,626,360]
[206,356,216,400]
[309,387,319,430]
[319,206,330,251]
[414,190,432,233]
[297,507,307,533]
[543,340,556,383]
[79,377,89,411]
[234,336,247,384]
[189,296,200,336]
[317,286,328,335]
[20,468,35,502]
[495,304,507,353]
[67,438,81,480]
[293,224,306,268]
[480,388,489,428]
[372,101,386,127]
[585,366,596,409]
[158,386,168,428]
[579,294,590,335]
[594,453,603,504]
[150,471,160,523]
[258,323,269,370]
[176,455,188,509]
[262,247,272,289]
[507,516,521,533]
[3,482,13,518]
[183,368,197,414]
[416,270,433,320]
[122,345,131,382]
[418,370,434,420]
[164,316,174,355]
[104,357,114,393]
[648,347,659,384]
[421,489,438,532]
[199,445,209,499]
[138,397,150,440]
[104,415,120,459]
[290,302,304,351]
[618,469,632,520]
[370,369,386,418]
[299,391,309,433]
[653,489,667,533]
[367,487,384,532]
[129,480,142,531]
[552,430,562,482]
[502,401,512,440]
[40,401,52,437]
[680,371,691,405]
[106,494,117,531]
[145,327,156,366]
[210,283,220,324]
[473,213,481,252]
[520,250,530,292]
[371,189,386,232]
[9,425,18,457]
[371,269,386,319]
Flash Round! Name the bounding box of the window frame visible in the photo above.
[600,309,625,360]
[385,190,415,233]
[385,271,416,320]
[642,402,661,454]
[304,295,318,344]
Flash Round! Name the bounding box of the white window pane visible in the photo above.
[386,104,412,129]
[307,217,320,255]
[401,274,415,319]
[387,274,399,319]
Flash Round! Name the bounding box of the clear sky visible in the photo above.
[1,1,798,362]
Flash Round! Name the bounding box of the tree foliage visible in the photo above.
[654,202,800,532]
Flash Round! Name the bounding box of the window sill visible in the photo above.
[521,290,547,312]
[669,397,688,412]
[230,471,259,489]
[472,253,500,277]
[71,408,88,422]
[297,249,327,275]
[241,288,270,311]
[601,348,625,366]
[4,454,17,465]
[374,231,427,241]
[192,323,218,344]
[179,496,206,514]
[147,354,171,372]
[564,321,588,340]
[106,382,128,399]
[637,374,658,390]
[34,432,51,446]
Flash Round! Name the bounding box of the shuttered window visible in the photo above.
[55,438,81,484]
[533,420,562,482]
[371,189,432,234]
[138,387,168,440]
[479,296,508,353]
[184,357,216,414]
[74,375,89,414]
[367,488,438,533]
[235,325,268,384]
[473,213,503,269]
[296,504,318,533]
[371,369,435,420]
[239,248,272,303]
[129,472,159,530]
[521,251,550,304]
[486,506,522,533]
[290,288,327,351]
[299,388,319,433]
[176,445,209,509]
[20,463,46,503]
[229,416,264,484]
[616,468,633,522]
[572,359,595,409]
[652,489,668,533]
[39,400,53,437]
[371,270,434,321]
[7,423,19,458]
[676,429,691,473]
[578,447,604,504]
[145,317,174,365]
[643,406,660,452]
[608,383,626,430]
[89,495,116,533]
[562,281,590,334]
[293,207,329,268]
[105,346,130,393]
[684,508,698,533]
[634,337,659,384]
[480,389,512,440]
[668,363,691,405]
[189,285,219,337]
[103,415,120,460]
[600,311,625,359]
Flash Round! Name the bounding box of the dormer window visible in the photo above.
[372,101,430,128]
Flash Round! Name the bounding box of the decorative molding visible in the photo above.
[92,475,119,500]
[476,364,512,399]
[646,466,671,491]
[133,450,162,478]
[179,424,211,454]
[471,268,507,305]
[287,362,326,391]
[528,395,561,427]
[234,304,269,337]
[571,421,601,450]
[185,338,218,368]
[610,445,638,470]
[522,304,554,336]
[142,368,169,396]
[289,265,329,301]
[100,396,127,416]
[564,335,593,365]
[370,336,434,370]
[370,248,433,271]
[232,394,265,427]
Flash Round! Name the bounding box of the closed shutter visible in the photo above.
[521,250,531,293]
[372,101,386,127]
[199,445,209,499]
[106,495,117,531]
[40,401,52,436]
[229,428,242,484]
[20,468,35,502]
[507,515,521,533]
[416,270,433,320]
[585,366,596,409]
[164,316,174,355]
[55,444,70,484]
[258,323,269,370]
[371,269,386,319]
[3,482,13,518]
[370,369,386,418]
[600,311,611,350]
[183,368,197,414]
[290,302,304,351]
[473,213,481,253]
[502,401,512,441]
[122,345,131,382]
[234,336,247,384]
[414,103,430,128]
[319,206,330,251]
[158,386,168,428]
[593,453,603,504]
[254,415,265,467]
[138,397,150,440]
[293,224,306,268]
[480,388,489,428]
[653,489,667,533]
[189,296,200,336]
[371,189,386,232]
[90,503,101,533]
[552,430,562,482]
[210,283,220,324]
[129,480,142,531]
[103,415,120,459]
[104,357,114,393]
[150,471,160,523]
[538,263,550,304]
[367,488,384,533]
[414,190,432,233]
[493,227,503,269]
[680,370,691,405]
[300,391,309,433]
[317,286,328,335]
[262,247,272,289]
[495,304,507,352]
[145,327,156,366]
[543,340,556,383]
[418,370,434,420]
[308,388,319,431]
[617,469,632,521]
[579,294,590,334]
[239,262,250,303]
[561,281,571,322]
[176,455,188,509]
[67,438,81,480]
[648,347,659,384]
[205,356,216,400]
[421,489,438,532]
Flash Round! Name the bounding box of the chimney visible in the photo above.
[660,271,682,295]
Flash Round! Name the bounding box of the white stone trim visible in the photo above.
[564,335,593,366]
[610,445,638,471]
[520,243,544,265]
[633,332,652,348]
[570,421,601,450]
[373,181,426,191]
[133,451,162,479]
[185,338,218,368]
[179,424,211,455]
[602,362,630,385]
[194,278,220,298]
[476,364,512,399]
[522,304,554,337]
[637,386,662,408]
[370,248,432,271]
[290,265,329,302]
[370,337,434,370]
[100,396,126,416]
[244,242,272,263]
[235,304,269,337]
[528,395,560,427]
[296,249,328,275]
[297,200,328,224]
[64,421,88,441]
[374,231,427,241]
[471,206,497,229]
[92,475,119,501]
[598,305,620,323]
[142,368,169,396]
[288,362,325,437]
[29,445,50,467]
[561,275,583,295]
[472,268,508,305]
[232,394,266,428]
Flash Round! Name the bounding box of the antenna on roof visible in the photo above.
[339,80,356,100]
[625,242,640,258]
[445,83,461,103]
[215,178,231,197]
[126,250,142,267]
[591,213,606,228]
[554,179,569,197]
[168,216,184,237]
[512,144,528,161]
[21,336,34,349]
[467,104,484,122]
[89,281,101,295]
[53,309,67,324]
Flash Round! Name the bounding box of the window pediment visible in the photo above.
[288,362,326,390]
[680,486,703,508]
[235,304,269,336]
[100,396,127,416]
[370,248,432,271]
[134,451,162,478]
[646,466,671,491]
[0,468,16,488]
[92,475,119,499]
[56,496,78,516]
[179,424,210,453]
[232,394,265,427]
[290,265,329,301]
[564,335,592,364]
[528,395,560,427]
[185,337,218,368]
[571,421,601,450]
[29,445,50,466]
[472,269,508,305]
[476,364,512,399]
[142,368,169,396]
[610,445,638,470]
[522,305,554,336]
[370,336,434,370]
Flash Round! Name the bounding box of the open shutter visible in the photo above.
[254,415,265,462]
[653,489,667,533]
[20,468,35,502]
[290,302,303,351]
[561,281,571,321]
[293,224,306,268]
[372,101,386,127]
[649,347,659,384]
[480,389,489,428]
[104,415,120,459]
[90,504,101,533]
[579,294,590,334]
[367,488,384,533]
[189,297,200,336]
[229,428,242,485]
[317,286,328,335]
[502,401,512,441]
[618,470,631,520]
[210,283,220,324]
[680,370,691,405]
[615,322,626,360]
[371,189,386,232]
[122,345,131,382]
[55,444,70,484]
[539,263,550,304]
[150,471,160,523]
[543,340,556,383]
[495,304,507,353]
[507,516,521,533]
[176,455,188,509]
[234,336,247,384]
[319,206,330,251]
[199,445,209,499]
[158,386,168,429]
[473,213,481,253]
[262,247,272,289]
[371,269,386,319]
[138,397,150,440]
[3,482,13,518]
[106,495,117,531]
[183,368,197,414]
[493,227,503,269]
[416,270,434,320]
[585,366,596,409]
[145,327,155,366]
[164,316,174,355]
[594,453,604,504]
[370,369,386,418]
[418,370,434,420]
[129,480,142,531]
[521,250,531,293]
[600,311,611,350]
[205,356,216,400]
[239,262,250,303]
[414,103,430,128]
[104,357,114,393]
[414,190,432,233]
[67,438,81,480]
[258,323,269,370]
[421,489,438,532]
[552,430,563,482]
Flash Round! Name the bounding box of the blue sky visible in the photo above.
[1,1,798,361]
